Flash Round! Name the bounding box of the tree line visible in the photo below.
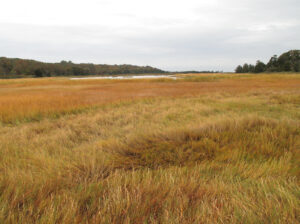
[235,50,300,73]
[0,57,165,78]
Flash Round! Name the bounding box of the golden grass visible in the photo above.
[0,73,300,223]
[0,73,299,124]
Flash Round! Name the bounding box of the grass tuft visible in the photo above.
[107,117,299,169]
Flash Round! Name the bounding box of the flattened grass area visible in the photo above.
[0,73,299,223]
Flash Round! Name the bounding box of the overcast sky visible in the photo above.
[0,0,299,71]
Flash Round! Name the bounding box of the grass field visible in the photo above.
[0,73,299,223]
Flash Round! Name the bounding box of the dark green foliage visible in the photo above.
[277,50,300,72]
[235,65,243,73]
[254,60,266,73]
[248,64,255,73]
[266,55,279,72]
[235,50,300,73]
[0,57,165,78]
[34,68,45,77]
[242,63,249,73]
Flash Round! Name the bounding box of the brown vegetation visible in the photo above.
[0,73,299,124]
[0,73,299,223]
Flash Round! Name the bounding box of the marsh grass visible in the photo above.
[0,73,299,223]
[107,117,299,169]
[1,73,299,125]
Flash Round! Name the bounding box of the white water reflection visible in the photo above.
[70,75,176,80]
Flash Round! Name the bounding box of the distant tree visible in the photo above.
[266,55,278,72]
[242,63,249,73]
[268,55,278,65]
[0,56,164,79]
[254,60,266,73]
[248,64,255,73]
[234,50,299,74]
[71,66,89,76]
[34,68,45,77]
[235,65,243,73]
[277,50,300,72]
[0,66,5,76]
[0,58,13,74]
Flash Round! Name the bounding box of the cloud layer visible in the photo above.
[1,0,299,71]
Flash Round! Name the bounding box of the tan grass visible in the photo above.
[0,73,299,124]
[0,73,299,223]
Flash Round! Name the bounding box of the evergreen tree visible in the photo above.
[254,60,266,73]
[242,63,249,73]
[235,65,243,73]
[235,50,300,73]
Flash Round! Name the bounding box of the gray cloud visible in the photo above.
[0,0,299,71]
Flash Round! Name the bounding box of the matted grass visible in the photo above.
[0,73,299,223]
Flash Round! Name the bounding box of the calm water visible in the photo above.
[70,75,176,80]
